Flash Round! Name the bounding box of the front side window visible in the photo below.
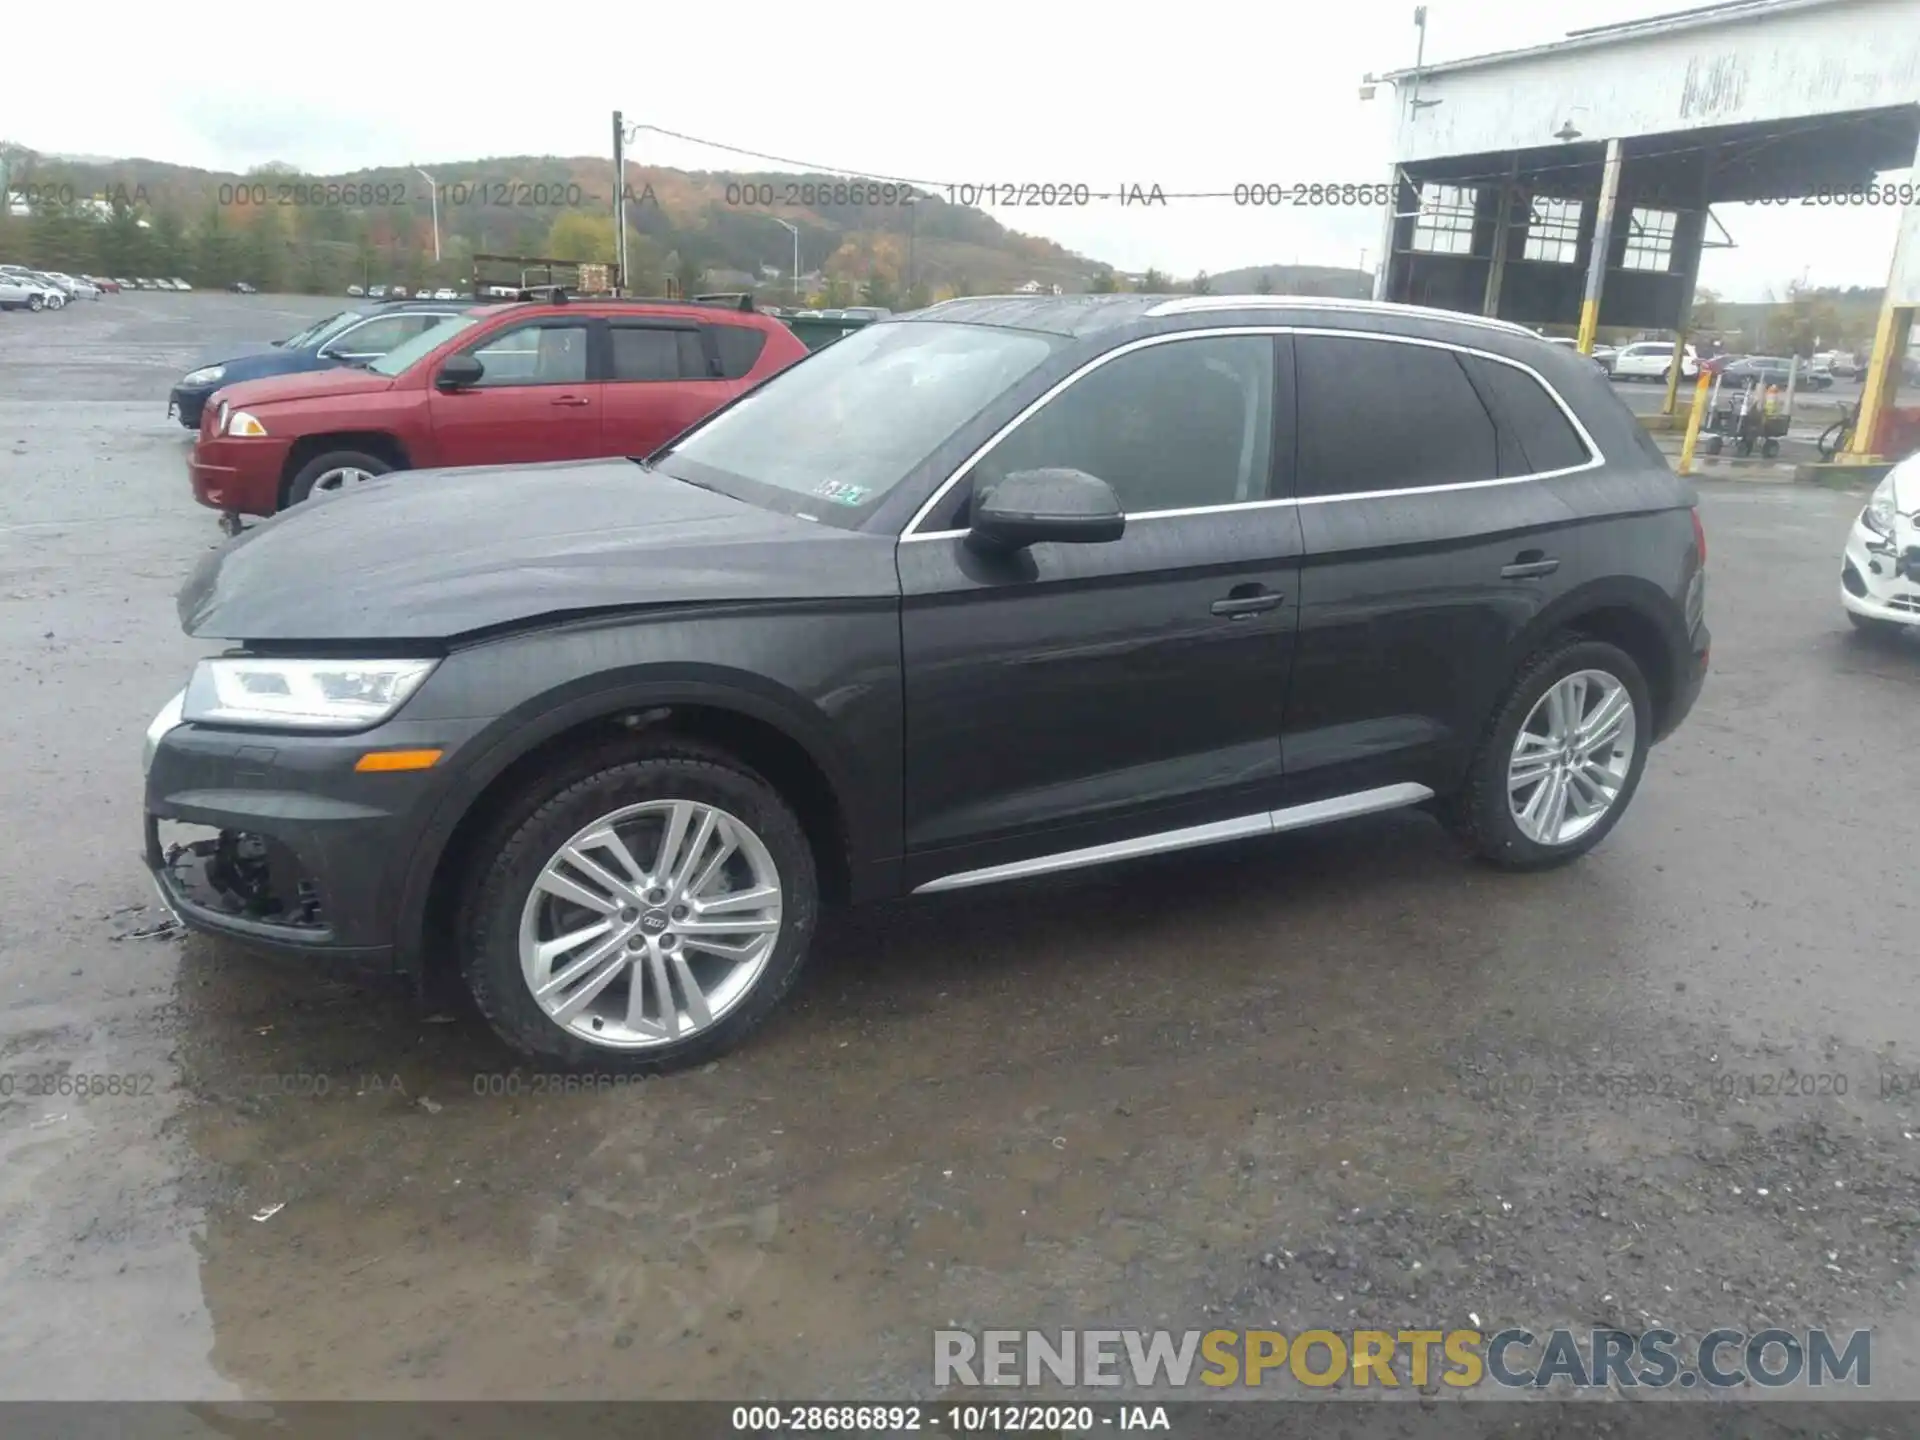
[326,313,439,359]
[1295,334,1497,498]
[965,335,1276,515]
[654,320,1061,526]
[463,321,590,386]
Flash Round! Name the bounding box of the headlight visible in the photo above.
[1864,477,1897,537]
[224,409,268,438]
[182,365,226,386]
[182,657,438,730]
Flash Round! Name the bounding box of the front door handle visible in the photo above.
[1501,553,1560,579]
[1211,587,1284,620]
[551,395,592,407]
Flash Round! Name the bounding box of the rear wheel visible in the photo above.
[284,449,394,507]
[26,294,42,312]
[1444,638,1651,870]
[459,739,820,1072]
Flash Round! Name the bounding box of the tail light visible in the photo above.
[1691,506,1706,566]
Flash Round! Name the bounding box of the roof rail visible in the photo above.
[692,291,756,312]
[1142,294,1536,337]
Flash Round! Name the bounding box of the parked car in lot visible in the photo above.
[168,299,468,429]
[186,295,807,516]
[366,285,388,299]
[171,277,194,291]
[347,284,366,298]
[88,275,122,293]
[229,281,258,294]
[49,272,101,300]
[147,294,1709,1071]
[1841,452,1920,636]
[1608,340,1698,381]
[0,273,61,311]
[115,277,137,290]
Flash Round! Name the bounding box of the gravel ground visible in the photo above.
[0,292,1917,1419]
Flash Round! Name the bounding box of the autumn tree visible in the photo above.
[546,211,616,262]
[1088,268,1118,293]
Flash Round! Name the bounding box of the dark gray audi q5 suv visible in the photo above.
[143,293,1709,1071]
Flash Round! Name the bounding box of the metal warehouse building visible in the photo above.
[1371,0,1920,462]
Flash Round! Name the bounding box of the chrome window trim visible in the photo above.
[912,782,1434,894]
[900,325,1605,542]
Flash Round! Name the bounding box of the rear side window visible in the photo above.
[1294,334,1497,498]
[1464,355,1592,475]
[609,325,706,381]
[709,323,770,379]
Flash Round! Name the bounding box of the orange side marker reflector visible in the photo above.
[355,748,444,773]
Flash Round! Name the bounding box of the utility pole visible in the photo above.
[612,110,628,294]
[774,218,800,303]
[414,167,440,264]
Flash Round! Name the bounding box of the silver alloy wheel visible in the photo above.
[311,466,378,494]
[517,799,784,1049]
[1507,668,1637,846]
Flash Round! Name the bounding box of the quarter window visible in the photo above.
[967,335,1276,515]
[709,323,770,379]
[326,314,438,357]
[1464,355,1591,475]
[1294,334,1497,497]
[465,322,590,386]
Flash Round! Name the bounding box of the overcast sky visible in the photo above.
[0,0,1908,301]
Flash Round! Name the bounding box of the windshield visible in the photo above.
[366,314,483,376]
[283,311,355,349]
[654,321,1060,525]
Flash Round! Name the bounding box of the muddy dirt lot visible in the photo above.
[1,292,1917,1406]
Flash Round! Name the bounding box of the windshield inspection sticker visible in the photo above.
[812,480,871,506]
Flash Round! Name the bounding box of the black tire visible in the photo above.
[284,449,393,507]
[1705,435,1724,456]
[1442,637,1653,871]
[1847,611,1905,641]
[459,737,820,1073]
[1818,422,1849,462]
[27,294,42,313]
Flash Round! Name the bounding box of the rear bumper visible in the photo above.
[1659,620,1711,742]
[188,434,290,515]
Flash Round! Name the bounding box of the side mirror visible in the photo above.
[966,468,1125,552]
[436,354,485,391]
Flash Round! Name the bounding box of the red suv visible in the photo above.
[188,297,808,519]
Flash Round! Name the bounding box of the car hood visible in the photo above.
[1889,453,1920,514]
[186,347,325,385]
[212,367,396,408]
[178,459,899,642]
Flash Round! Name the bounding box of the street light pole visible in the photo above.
[414,168,440,264]
[774,218,800,303]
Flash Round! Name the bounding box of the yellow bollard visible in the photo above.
[1676,369,1714,477]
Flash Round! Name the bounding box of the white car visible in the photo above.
[48,272,100,299]
[431,287,459,300]
[1841,454,1920,636]
[1609,340,1699,381]
[16,273,68,308]
[0,274,59,311]
[170,277,193,291]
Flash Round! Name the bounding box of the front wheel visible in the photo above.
[26,294,42,312]
[1443,639,1651,870]
[459,739,820,1072]
[284,449,393,507]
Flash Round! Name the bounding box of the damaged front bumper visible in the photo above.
[1841,511,1920,627]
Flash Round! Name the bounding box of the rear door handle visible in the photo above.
[1501,557,1560,579]
[551,395,592,407]
[1211,589,1285,619]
